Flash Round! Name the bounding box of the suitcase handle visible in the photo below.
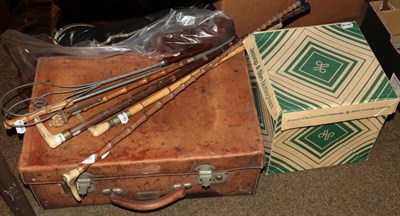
[109,188,185,211]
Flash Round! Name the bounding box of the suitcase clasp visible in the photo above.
[61,172,95,196]
[196,165,228,189]
[76,172,96,195]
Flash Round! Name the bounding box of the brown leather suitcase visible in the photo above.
[18,53,264,210]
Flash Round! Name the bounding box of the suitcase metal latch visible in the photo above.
[196,165,228,188]
[61,172,95,195]
[76,172,95,195]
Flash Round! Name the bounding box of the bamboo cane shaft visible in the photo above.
[126,71,196,115]
[39,39,235,147]
[95,0,307,135]
[87,1,305,137]
[90,45,242,157]
[63,1,309,201]
[64,45,244,199]
[3,43,212,129]
[88,44,245,137]
[67,44,210,117]
[70,60,190,116]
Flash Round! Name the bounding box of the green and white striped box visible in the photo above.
[244,22,399,175]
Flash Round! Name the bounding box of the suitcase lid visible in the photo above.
[18,53,264,184]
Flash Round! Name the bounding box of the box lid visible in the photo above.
[244,22,399,131]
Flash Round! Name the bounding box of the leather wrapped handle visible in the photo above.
[110,188,185,211]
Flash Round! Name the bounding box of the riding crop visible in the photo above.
[63,0,311,201]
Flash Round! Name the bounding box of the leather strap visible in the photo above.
[110,188,185,211]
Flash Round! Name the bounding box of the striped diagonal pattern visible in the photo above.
[246,22,396,175]
[248,73,387,175]
[253,22,397,114]
[262,107,386,175]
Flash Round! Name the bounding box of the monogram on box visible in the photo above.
[244,22,400,175]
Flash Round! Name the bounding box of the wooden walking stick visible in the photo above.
[2,44,211,129]
[35,38,236,148]
[49,44,213,127]
[63,45,245,201]
[63,1,311,202]
[88,1,310,137]
[3,13,237,130]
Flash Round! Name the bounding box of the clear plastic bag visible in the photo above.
[1,8,236,86]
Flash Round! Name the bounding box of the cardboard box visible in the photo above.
[361,0,400,101]
[215,0,366,36]
[244,22,400,175]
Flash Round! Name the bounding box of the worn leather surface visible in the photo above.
[18,53,264,208]
[31,169,261,208]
